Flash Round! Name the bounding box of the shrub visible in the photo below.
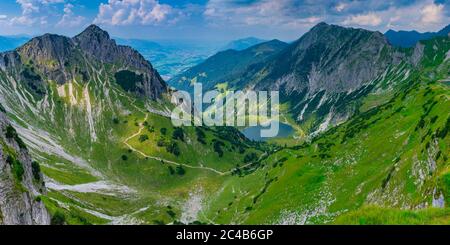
[239,146,245,154]
[166,141,180,156]
[168,166,175,175]
[5,125,16,139]
[51,211,66,225]
[13,162,24,181]
[6,155,14,165]
[243,152,258,163]
[121,155,128,161]
[172,127,184,141]
[437,117,450,139]
[166,210,176,218]
[213,140,225,157]
[7,155,24,181]
[195,127,206,144]
[4,125,27,149]
[157,138,166,147]
[114,70,143,91]
[160,128,167,135]
[176,165,186,175]
[139,134,149,142]
[112,118,120,124]
[31,161,41,181]
[0,103,6,113]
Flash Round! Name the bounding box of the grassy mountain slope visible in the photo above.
[0,24,448,225]
[201,37,450,224]
[0,26,270,224]
[169,39,287,92]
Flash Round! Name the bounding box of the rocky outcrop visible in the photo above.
[0,105,50,225]
[73,25,167,99]
[232,22,406,134]
[251,22,398,94]
[1,25,167,100]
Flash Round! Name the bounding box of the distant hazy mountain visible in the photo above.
[221,37,267,51]
[0,36,29,52]
[385,24,450,48]
[169,39,288,92]
[116,38,217,80]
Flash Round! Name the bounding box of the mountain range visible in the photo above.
[171,23,419,136]
[385,24,450,48]
[115,38,219,80]
[220,37,268,51]
[0,22,449,225]
[169,39,287,92]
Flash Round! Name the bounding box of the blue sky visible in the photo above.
[0,0,448,41]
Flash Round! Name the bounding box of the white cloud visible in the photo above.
[41,0,65,3]
[361,0,449,32]
[420,3,444,24]
[202,0,449,37]
[16,0,39,15]
[57,3,85,27]
[335,3,347,12]
[342,12,382,27]
[0,15,7,20]
[204,0,321,29]
[11,0,65,26]
[94,0,176,26]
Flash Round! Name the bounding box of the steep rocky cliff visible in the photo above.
[229,23,409,134]
[0,105,50,225]
[0,24,167,100]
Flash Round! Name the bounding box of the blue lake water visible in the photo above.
[241,121,294,141]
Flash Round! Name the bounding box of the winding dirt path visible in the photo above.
[123,113,257,176]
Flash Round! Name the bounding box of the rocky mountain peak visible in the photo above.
[301,22,388,49]
[72,25,168,99]
[1,24,167,99]
[252,22,394,93]
[77,24,111,40]
[18,33,74,63]
[73,24,120,63]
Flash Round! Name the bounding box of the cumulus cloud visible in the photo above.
[342,12,382,27]
[10,0,65,26]
[202,0,449,36]
[94,0,178,26]
[57,3,85,27]
[335,2,347,12]
[420,3,445,24]
[362,0,449,32]
[204,0,322,29]
[0,15,8,20]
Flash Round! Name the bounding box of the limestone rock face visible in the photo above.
[251,22,397,94]
[1,24,167,99]
[231,22,407,133]
[0,108,50,225]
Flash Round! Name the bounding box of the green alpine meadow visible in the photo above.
[0,0,449,227]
